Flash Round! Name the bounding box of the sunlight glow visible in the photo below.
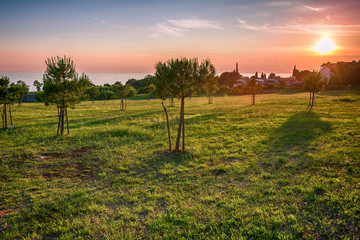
[314,38,337,54]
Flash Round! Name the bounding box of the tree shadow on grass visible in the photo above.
[262,111,332,168]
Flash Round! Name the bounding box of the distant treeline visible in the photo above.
[29,61,360,103]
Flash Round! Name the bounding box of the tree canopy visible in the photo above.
[154,57,216,151]
[303,70,327,109]
[0,76,30,128]
[42,56,91,135]
[218,71,241,88]
[247,78,263,105]
[113,82,136,110]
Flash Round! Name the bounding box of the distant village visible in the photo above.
[220,60,360,90]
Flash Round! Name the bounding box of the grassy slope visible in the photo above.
[1,91,359,239]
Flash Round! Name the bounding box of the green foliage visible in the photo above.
[42,56,91,134]
[303,71,327,109]
[126,75,155,94]
[42,56,91,109]
[33,80,43,92]
[113,83,136,110]
[247,78,263,105]
[0,75,10,104]
[218,71,241,88]
[303,71,327,94]
[85,86,100,102]
[0,90,360,239]
[0,76,29,128]
[14,80,29,104]
[326,61,360,87]
[293,69,311,82]
[154,57,217,151]
[143,83,156,98]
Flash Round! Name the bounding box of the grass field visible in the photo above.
[1,90,359,239]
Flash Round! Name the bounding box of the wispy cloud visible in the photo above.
[92,17,122,28]
[167,19,223,30]
[237,18,360,35]
[150,18,223,38]
[237,18,269,31]
[48,32,91,40]
[304,5,321,11]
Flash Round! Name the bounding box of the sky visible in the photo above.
[0,0,359,74]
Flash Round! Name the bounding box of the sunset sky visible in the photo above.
[1,0,359,74]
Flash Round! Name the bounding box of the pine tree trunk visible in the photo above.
[311,92,315,108]
[169,97,174,107]
[182,99,185,152]
[3,104,7,129]
[175,97,184,151]
[60,109,65,135]
[9,105,13,126]
[1,105,3,129]
[162,101,171,151]
[57,108,61,135]
[66,108,69,134]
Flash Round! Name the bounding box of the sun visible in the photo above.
[314,38,337,54]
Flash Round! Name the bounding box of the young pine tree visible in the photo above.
[42,56,91,135]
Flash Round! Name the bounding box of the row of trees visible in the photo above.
[2,56,328,154]
[0,76,29,129]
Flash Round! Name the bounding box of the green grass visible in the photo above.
[1,90,359,239]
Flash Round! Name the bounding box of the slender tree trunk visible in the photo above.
[169,97,174,107]
[182,99,185,152]
[57,108,61,135]
[162,101,171,151]
[1,105,3,129]
[125,98,127,110]
[175,97,184,151]
[311,92,315,108]
[308,93,312,107]
[9,105,13,126]
[3,104,7,129]
[18,99,21,107]
[57,107,60,117]
[92,96,94,103]
[60,109,65,135]
[65,108,69,134]
[121,97,124,110]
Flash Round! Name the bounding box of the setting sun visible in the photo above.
[314,38,337,54]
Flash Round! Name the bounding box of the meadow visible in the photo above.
[1,90,359,239]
